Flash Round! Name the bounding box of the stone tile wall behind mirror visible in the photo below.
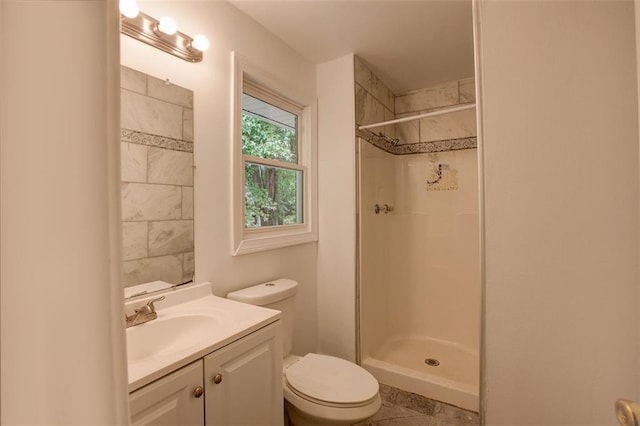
[120,66,194,289]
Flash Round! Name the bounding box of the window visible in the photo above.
[232,53,317,255]
[242,86,303,228]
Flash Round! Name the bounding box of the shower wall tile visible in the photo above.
[386,213,423,335]
[419,108,477,142]
[121,90,184,140]
[183,251,194,282]
[355,84,387,127]
[121,66,195,289]
[395,81,459,114]
[354,56,371,90]
[423,235,451,268]
[383,108,396,140]
[355,56,395,112]
[122,221,148,261]
[416,265,458,339]
[396,113,420,145]
[451,216,481,348]
[147,147,193,186]
[361,137,384,159]
[121,129,193,153]
[148,220,194,257]
[394,154,443,214]
[459,78,476,103]
[360,144,395,204]
[147,76,193,108]
[122,254,184,286]
[429,262,479,346]
[121,182,182,221]
[182,187,194,219]
[454,149,481,214]
[354,55,395,145]
[121,66,147,95]
[424,212,455,239]
[453,214,481,276]
[121,142,147,182]
[395,152,463,215]
[183,108,194,142]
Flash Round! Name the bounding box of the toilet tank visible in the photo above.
[227,279,298,356]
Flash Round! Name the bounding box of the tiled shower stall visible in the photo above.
[355,56,480,411]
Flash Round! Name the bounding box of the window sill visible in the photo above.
[233,228,317,256]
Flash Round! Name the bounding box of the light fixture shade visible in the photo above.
[192,35,210,52]
[119,0,139,18]
[158,16,178,35]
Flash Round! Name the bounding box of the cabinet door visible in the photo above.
[204,322,283,426]
[130,360,204,426]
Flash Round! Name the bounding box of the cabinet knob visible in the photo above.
[212,374,223,384]
[193,386,204,398]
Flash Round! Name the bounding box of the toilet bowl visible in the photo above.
[227,279,381,425]
[283,354,381,425]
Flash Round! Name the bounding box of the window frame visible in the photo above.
[231,52,318,256]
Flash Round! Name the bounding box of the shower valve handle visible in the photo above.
[374,204,394,214]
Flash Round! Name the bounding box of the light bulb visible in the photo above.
[119,0,139,18]
[158,16,178,35]
[192,34,210,52]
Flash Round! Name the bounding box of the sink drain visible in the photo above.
[424,358,440,367]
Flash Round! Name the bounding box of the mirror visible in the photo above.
[120,66,194,295]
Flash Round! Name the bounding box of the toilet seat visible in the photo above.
[285,353,379,407]
[283,353,381,423]
[286,383,379,409]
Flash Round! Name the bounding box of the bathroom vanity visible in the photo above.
[125,282,283,425]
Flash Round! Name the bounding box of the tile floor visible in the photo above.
[355,384,480,426]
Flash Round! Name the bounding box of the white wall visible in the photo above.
[316,54,357,361]
[476,1,639,423]
[121,1,319,355]
[636,0,640,390]
[1,1,128,423]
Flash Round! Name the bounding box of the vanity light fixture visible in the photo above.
[119,0,209,63]
[192,34,210,52]
[158,16,178,36]
[119,0,139,19]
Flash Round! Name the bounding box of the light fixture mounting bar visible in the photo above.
[120,12,203,63]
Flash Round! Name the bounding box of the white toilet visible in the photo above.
[227,279,381,426]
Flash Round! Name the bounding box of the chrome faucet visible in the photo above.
[125,296,165,328]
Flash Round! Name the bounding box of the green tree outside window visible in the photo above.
[242,114,301,227]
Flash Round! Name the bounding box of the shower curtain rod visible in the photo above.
[358,103,476,130]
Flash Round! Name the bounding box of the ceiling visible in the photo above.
[228,0,475,94]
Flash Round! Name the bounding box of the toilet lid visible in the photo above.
[285,353,379,405]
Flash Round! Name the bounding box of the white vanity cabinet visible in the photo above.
[130,360,204,426]
[129,322,283,426]
[204,321,283,425]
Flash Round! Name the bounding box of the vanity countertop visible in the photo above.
[125,282,280,392]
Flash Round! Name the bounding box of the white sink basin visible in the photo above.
[125,282,282,392]
[126,315,218,364]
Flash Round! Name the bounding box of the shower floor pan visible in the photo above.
[362,336,479,412]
